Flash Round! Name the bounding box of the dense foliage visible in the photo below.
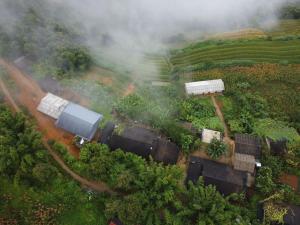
[0,106,106,224]
[0,2,92,78]
[52,142,255,225]
[206,138,228,160]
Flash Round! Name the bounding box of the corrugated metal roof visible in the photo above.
[235,134,261,159]
[37,93,69,119]
[185,79,224,95]
[56,103,103,140]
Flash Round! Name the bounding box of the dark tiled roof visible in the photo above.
[100,122,115,145]
[284,205,300,225]
[235,134,261,159]
[122,127,158,145]
[186,156,248,195]
[151,139,180,165]
[108,134,156,158]
[269,138,287,156]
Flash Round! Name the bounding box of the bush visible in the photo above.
[206,138,227,160]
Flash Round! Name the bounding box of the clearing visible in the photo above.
[0,59,79,158]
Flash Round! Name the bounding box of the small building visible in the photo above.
[186,156,250,195]
[56,103,103,141]
[234,153,256,173]
[235,134,262,160]
[100,122,116,145]
[258,204,300,225]
[266,137,287,156]
[37,93,69,119]
[106,126,180,164]
[185,79,225,95]
[202,128,221,143]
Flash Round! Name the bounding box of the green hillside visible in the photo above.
[170,39,300,71]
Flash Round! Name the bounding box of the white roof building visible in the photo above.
[202,128,221,144]
[37,93,69,119]
[185,79,224,95]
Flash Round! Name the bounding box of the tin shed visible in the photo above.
[56,103,103,141]
[185,79,225,95]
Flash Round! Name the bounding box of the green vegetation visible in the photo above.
[179,97,224,132]
[206,138,227,160]
[0,105,107,224]
[0,6,92,79]
[170,39,300,75]
[51,141,256,225]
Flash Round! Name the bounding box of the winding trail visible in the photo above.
[0,58,115,195]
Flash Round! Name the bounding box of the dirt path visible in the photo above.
[0,59,79,158]
[0,64,115,194]
[211,95,229,138]
[0,78,20,112]
[211,95,236,164]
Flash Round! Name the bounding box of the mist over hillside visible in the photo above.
[0,0,299,75]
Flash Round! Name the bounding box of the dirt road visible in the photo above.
[0,59,79,158]
[0,78,20,112]
[0,60,115,194]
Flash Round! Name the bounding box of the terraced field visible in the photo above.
[267,19,300,36]
[170,39,300,69]
[139,54,172,82]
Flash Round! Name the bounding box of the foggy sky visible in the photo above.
[0,0,298,76]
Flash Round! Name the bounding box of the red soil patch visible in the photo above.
[123,83,135,96]
[84,67,114,86]
[0,59,79,158]
[279,173,299,191]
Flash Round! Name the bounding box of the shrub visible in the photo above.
[206,138,227,160]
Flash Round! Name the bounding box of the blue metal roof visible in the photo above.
[56,103,103,140]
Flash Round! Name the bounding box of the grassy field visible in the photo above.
[170,39,300,70]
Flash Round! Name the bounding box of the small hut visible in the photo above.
[202,129,222,143]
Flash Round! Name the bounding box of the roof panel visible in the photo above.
[56,103,103,140]
[37,93,69,119]
[185,79,225,95]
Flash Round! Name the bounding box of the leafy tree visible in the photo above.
[206,138,227,160]
[256,167,276,195]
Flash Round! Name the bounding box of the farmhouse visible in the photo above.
[37,93,69,119]
[108,134,156,158]
[185,79,224,95]
[101,125,180,164]
[186,156,250,195]
[234,134,262,173]
[201,128,222,143]
[56,103,103,141]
